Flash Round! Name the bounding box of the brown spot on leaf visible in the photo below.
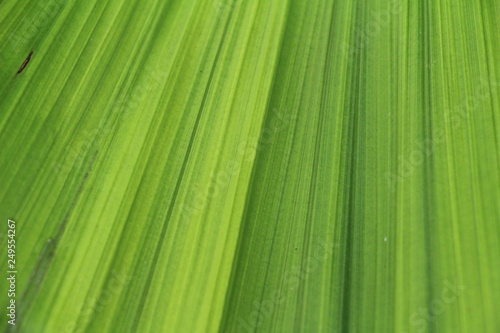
[17,51,33,74]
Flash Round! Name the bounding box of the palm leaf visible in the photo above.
[1,0,499,332]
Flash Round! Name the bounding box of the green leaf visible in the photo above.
[1,0,499,332]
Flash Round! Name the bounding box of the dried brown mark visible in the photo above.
[17,51,33,74]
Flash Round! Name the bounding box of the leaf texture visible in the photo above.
[0,0,499,332]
